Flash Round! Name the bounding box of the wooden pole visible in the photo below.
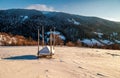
[37,28,39,56]
[42,26,44,47]
[50,29,52,55]
[53,27,55,49]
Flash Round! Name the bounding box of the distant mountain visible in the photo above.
[0,9,120,47]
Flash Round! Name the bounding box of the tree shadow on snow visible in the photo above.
[4,55,38,60]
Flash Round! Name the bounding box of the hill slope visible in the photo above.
[0,9,120,46]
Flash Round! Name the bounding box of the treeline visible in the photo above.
[0,32,120,50]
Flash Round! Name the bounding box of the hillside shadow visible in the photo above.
[4,55,37,60]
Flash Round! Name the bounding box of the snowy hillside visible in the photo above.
[0,9,120,48]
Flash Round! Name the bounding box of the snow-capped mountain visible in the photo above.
[0,9,120,47]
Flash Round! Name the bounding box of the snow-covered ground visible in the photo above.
[0,46,120,78]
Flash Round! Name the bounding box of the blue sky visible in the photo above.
[0,0,120,21]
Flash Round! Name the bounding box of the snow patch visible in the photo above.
[46,31,66,40]
[68,18,80,25]
[111,32,118,37]
[81,39,93,46]
[115,40,120,43]
[100,40,114,45]
[59,35,66,40]
[91,39,103,46]
[81,39,103,46]
[21,15,28,21]
[94,32,103,38]
[23,16,28,21]
[113,32,118,36]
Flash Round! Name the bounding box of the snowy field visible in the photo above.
[0,46,120,78]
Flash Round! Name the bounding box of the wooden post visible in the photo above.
[37,28,40,56]
[53,27,55,49]
[50,29,52,55]
[42,26,44,47]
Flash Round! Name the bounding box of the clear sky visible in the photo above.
[0,0,120,22]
